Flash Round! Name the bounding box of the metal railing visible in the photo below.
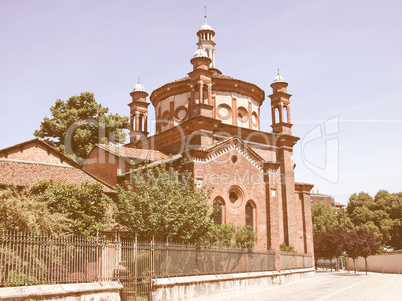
[153,242,276,277]
[280,251,313,270]
[1,231,312,300]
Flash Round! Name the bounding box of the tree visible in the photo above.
[374,190,402,250]
[344,230,360,273]
[34,92,129,163]
[36,180,112,236]
[314,230,345,271]
[344,228,381,274]
[114,161,214,244]
[234,225,257,250]
[0,186,70,234]
[347,191,402,249]
[356,228,381,275]
[311,201,339,237]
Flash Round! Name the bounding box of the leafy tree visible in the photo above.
[344,230,361,273]
[207,224,236,248]
[344,228,381,274]
[114,161,213,244]
[205,224,257,250]
[314,230,345,271]
[0,186,70,234]
[374,190,402,249]
[37,180,112,236]
[347,191,401,249]
[34,92,129,162]
[234,225,257,250]
[355,228,381,275]
[311,201,340,237]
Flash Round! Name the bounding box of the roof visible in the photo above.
[0,159,114,193]
[334,202,346,207]
[96,144,168,161]
[311,193,334,198]
[0,138,79,167]
[173,73,237,83]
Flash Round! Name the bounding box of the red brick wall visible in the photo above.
[193,149,268,250]
[0,143,70,166]
[82,147,124,187]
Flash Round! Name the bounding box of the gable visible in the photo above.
[0,139,76,167]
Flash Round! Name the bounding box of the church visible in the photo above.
[82,18,314,254]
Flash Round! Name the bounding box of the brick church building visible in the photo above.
[82,18,314,254]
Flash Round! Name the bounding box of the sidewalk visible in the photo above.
[193,270,402,301]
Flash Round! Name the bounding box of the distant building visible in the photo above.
[310,192,345,208]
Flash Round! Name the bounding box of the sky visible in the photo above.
[0,0,401,205]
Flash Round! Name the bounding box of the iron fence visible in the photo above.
[1,231,312,300]
[280,251,313,270]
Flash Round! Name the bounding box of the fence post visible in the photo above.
[165,237,169,277]
[115,232,120,279]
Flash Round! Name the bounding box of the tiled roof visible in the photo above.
[118,154,183,177]
[173,73,236,83]
[0,159,113,193]
[96,144,168,161]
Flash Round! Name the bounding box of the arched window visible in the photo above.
[274,107,280,124]
[283,107,288,123]
[213,198,224,224]
[138,115,144,131]
[245,202,254,230]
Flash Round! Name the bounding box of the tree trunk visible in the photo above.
[365,257,368,275]
[353,258,356,273]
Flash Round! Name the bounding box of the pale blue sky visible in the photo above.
[1,0,401,204]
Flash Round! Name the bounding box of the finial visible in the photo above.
[204,5,207,24]
[277,68,280,75]
[138,77,141,83]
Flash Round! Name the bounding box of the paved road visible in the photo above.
[199,271,402,301]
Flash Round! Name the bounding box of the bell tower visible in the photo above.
[128,80,150,143]
[196,16,216,68]
[269,71,293,135]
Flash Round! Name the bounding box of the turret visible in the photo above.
[128,80,150,143]
[269,71,293,135]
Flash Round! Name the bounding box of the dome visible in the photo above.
[199,23,214,31]
[193,48,208,58]
[133,81,146,92]
[198,17,214,32]
[273,73,286,83]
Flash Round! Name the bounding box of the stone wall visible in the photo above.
[0,281,122,301]
[152,268,315,301]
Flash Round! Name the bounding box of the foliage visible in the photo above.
[0,186,70,234]
[311,201,340,237]
[347,191,402,249]
[36,180,112,236]
[114,161,213,244]
[314,230,345,260]
[204,224,257,250]
[34,92,129,162]
[234,225,257,250]
[344,228,381,273]
[207,224,236,247]
[280,242,295,253]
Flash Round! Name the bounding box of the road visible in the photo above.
[197,270,402,301]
